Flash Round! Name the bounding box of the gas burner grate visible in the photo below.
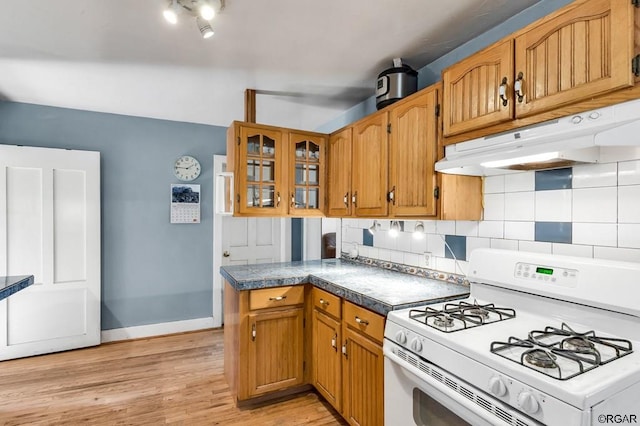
[491,323,633,380]
[409,300,515,333]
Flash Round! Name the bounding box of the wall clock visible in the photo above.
[174,155,201,182]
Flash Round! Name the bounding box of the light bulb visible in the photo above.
[413,222,425,240]
[197,17,214,38]
[199,2,216,20]
[163,8,178,24]
[389,221,400,238]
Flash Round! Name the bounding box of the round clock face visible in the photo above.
[174,155,201,182]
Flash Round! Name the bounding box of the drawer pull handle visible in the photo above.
[251,323,256,341]
[514,72,525,103]
[331,334,337,350]
[319,299,330,306]
[355,316,369,326]
[498,76,509,107]
[343,192,349,208]
[269,295,287,302]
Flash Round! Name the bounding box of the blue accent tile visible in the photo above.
[445,235,467,261]
[535,168,572,191]
[535,222,572,243]
[362,229,374,247]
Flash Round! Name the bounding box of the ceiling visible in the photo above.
[0,0,541,131]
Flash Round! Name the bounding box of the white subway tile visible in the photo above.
[366,247,379,259]
[518,241,552,254]
[504,221,534,241]
[535,190,572,222]
[456,221,479,237]
[572,223,617,247]
[390,250,404,264]
[478,221,504,238]
[618,224,640,249]
[572,187,617,223]
[466,237,491,260]
[404,253,422,267]
[618,185,640,223]
[377,248,391,261]
[397,232,413,252]
[347,227,363,245]
[423,220,437,234]
[593,246,640,263]
[385,231,399,250]
[490,239,519,250]
[505,171,535,192]
[456,260,470,276]
[436,221,456,235]
[552,243,593,258]
[483,193,505,221]
[427,234,445,257]
[505,192,535,221]
[343,219,359,228]
[435,257,457,274]
[618,160,640,186]
[410,235,428,254]
[484,175,505,194]
[572,163,617,188]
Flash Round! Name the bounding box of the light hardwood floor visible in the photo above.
[0,329,347,425]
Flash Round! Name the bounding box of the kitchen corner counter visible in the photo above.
[220,259,470,315]
[0,275,34,301]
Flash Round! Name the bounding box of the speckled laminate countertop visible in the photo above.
[220,259,470,316]
[0,275,34,301]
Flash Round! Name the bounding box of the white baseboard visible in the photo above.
[101,317,216,343]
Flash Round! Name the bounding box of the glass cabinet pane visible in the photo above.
[247,135,260,155]
[295,163,306,185]
[308,188,319,209]
[294,187,306,209]
[247,185,259,207]
[308,142,320,162]
[262,161,275,182]
[263,137,275,157]
[295,141,307,160]
[262,186,275,207]
[307,164,318,185]
[247,160,259,182]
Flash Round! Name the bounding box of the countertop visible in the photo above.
[220,259,470,315]
[0,275,34,301]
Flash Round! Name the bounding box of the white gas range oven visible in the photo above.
[384,249,640,426]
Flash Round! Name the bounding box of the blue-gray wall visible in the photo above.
[315,0,574,133]
[0,101,227,330]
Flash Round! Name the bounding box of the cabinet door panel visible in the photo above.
[443,40,514,136]
[514,0,634,117]
[389,89,438,217]
[247,308,304,397]
[288,132,326,216]
[342,327,384,426]
[351,113,388,217]
[326,128,353,217]
[313,310,341,411]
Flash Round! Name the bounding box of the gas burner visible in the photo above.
[562,337,595,353]
[433,315,455,328]
[491,322,633,380]
[408,300,516,333]
[524,349,557,369]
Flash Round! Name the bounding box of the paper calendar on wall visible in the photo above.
[171,184,200,224]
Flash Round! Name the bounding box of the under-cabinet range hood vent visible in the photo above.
[435,98,640,176]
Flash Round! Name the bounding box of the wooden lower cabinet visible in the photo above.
[342,327,384,426]
[224,282,306,402]
[312,309,342,410]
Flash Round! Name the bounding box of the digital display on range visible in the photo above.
[536,267,554,275]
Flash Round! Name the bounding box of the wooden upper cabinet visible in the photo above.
[351,111,389,217]
[288,131,326,216]
[388,86,439,217]
[230,122,286,216]
[326,127,353,217]
[514,0,635,117]
[442,40,514,136]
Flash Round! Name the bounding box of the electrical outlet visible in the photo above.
[424,252,432,268]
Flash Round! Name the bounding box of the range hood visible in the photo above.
[435,98,640,176]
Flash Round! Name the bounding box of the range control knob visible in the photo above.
[488,376,507,397]
[571,115,583,124]
[410,338,423,352]
[517,391,540,414]
[395,330,407,345]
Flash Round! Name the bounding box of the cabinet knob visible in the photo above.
[319,299,330,306]
[355,316,369,326]
[269,295,287,302]
[223,251,230,258]
[499,77,509,107]
[343,192,349,208]
[514,72,525,103]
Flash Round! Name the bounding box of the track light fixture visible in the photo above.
[368,220,381,235]
[163,0,224,39]
[413,221,425,240]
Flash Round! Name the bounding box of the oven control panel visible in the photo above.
[515,262,578,288]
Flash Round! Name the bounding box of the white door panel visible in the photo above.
[0,145,100,360]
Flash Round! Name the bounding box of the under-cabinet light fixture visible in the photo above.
[369,220,381,235]
[413,221,425,240]
[389,220,401,238]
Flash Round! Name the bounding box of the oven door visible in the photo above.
[384,340,541,426]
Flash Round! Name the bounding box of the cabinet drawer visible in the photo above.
[249,286,305,310]
[312,287,341,319]
[343,301,384,343]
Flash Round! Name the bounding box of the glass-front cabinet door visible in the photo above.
[289,132,326,216]
[237,125,285,215]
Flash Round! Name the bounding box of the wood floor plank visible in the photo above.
[0,329,347,425]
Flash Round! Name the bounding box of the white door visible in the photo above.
[0,145,101,360]
[212,155,287,327]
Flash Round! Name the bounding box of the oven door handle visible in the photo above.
[383,345,526,426]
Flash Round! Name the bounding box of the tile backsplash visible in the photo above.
[340,160,640,276]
